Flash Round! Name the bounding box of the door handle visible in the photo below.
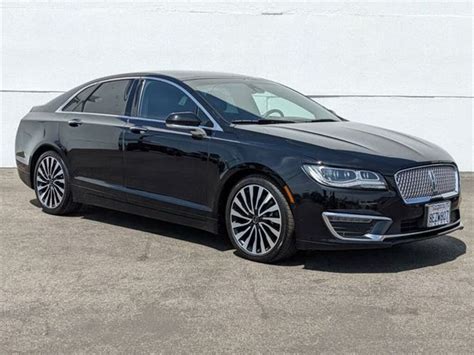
[68,119,82,127]
[129,126,148,134]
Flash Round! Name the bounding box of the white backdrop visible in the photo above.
[1,1,472,170]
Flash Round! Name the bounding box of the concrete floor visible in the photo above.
[1,168,472,353]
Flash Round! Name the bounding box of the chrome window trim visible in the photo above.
[322,211,463,242]
[129,116,166,124]
[54,111,131,119]
[394,163,460,205]
[137,77,222,131]
[124,123,194,137]
[56,76,141,113]
[56,76,223,132]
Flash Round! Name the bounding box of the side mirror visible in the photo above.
[166,112,201,127]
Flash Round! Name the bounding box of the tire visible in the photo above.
[225,175,296,263]
[33,151,80,215]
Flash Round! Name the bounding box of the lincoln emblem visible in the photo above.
[428,170,438,194]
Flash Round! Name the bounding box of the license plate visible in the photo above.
[426,201,451,228]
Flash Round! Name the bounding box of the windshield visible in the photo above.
[185,78,340,124]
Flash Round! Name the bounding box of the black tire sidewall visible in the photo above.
[33,151,73,215]
[225,176,294,263]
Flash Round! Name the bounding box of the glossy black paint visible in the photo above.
[15,71,461,249]
[166,112,202,127]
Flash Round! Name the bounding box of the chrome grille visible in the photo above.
[395,165,459,204]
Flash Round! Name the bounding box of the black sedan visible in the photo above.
[15,71,463,262]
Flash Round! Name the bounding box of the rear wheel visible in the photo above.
[34,151,80,215]
[225,175,296,263]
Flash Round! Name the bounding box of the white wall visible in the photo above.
[1,1,472,169]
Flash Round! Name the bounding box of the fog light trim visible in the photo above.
[322,212,393,242]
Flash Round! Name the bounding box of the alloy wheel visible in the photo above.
[36,156,65,209]
[230,184,282,255]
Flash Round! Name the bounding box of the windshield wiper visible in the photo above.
[307,119,339,123]
[232,119,296,125]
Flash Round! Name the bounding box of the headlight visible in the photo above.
[302,165,387,189]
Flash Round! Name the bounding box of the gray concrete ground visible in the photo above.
[1,168,472,353]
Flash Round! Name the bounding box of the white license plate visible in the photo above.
[426,201,451,228]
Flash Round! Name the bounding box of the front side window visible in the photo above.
[63,79,134,116]
[139,80,205,123]
[186,78,340,124]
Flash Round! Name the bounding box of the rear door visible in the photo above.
[59,78,138,201]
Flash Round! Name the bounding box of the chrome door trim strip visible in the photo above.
[56,111,130,119]
[126,124,193,137]
[127,116,166,124]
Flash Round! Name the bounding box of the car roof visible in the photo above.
[96,70,261,82]
[152,70,256,81]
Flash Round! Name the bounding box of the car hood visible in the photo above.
[235,121,455,175]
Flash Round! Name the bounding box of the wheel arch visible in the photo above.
[29,143,68,187]
[215,163,292,233]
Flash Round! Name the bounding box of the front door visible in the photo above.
[123,79,212,219]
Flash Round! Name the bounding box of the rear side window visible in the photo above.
[63,79,134,116]
[139,80,206,123]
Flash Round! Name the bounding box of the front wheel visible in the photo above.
[225,175,296,263]
[34,151,80,215]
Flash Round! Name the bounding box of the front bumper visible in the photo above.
[296,219,463,250]
[289,171,463,250]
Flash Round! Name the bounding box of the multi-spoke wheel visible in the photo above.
[230,184,282,255]
[226,176,296,262]
[34,151,79,215]
[36,155,65,209]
